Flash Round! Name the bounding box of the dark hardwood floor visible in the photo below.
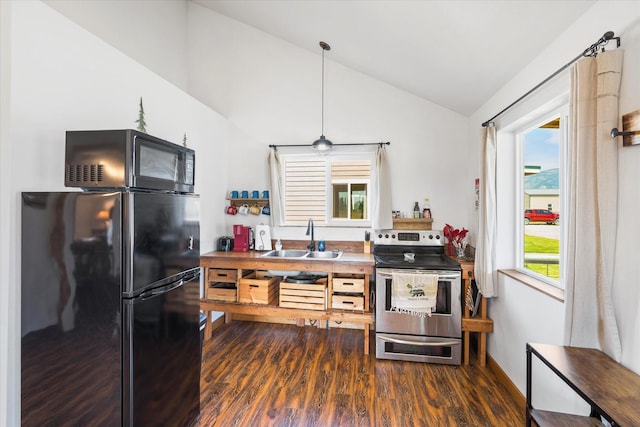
[199,321,523,426]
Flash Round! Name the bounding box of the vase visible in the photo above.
[454,244,465,259]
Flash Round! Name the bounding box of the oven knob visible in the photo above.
[391,234,396,239]
[435,234,441,240]
[378,233,383,239]
[428,234,434,239]
[385,234,389,238]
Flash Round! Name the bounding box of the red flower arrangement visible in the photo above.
[443,224,468,257]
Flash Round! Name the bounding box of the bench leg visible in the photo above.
[464,330,470,365]
[364,326,370,355]
[204,310,213,341]
[479,332,487,367]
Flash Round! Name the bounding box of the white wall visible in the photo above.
[468,0,640,415]
[0,2,14,425]
[45,0,190,92]
[187,3,472,241]
[0,2,229,425]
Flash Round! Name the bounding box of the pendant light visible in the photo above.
[312,41,333,151]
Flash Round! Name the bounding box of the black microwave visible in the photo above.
[65,129,195,193]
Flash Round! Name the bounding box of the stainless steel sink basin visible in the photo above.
[262,249,343,260]
[261,249,309,258]
[305,250,343,259]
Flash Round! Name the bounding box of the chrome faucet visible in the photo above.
[305,218,315,251]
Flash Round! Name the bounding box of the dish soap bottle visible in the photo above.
[413,202,420,218]
[423,198,432,219]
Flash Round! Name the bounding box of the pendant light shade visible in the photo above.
[313,41,333,151]
[312,135,332,151]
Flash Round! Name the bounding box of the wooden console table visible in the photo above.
[526,342,640,426]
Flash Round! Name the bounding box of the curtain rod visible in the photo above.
[269,141,390,149]
[481,31,620,127]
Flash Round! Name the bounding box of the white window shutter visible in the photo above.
[283,158,327,225]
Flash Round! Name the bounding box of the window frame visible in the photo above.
[279,150,376,228]
[514,104,568,289]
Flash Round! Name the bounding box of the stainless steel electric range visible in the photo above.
[374,229,462,365]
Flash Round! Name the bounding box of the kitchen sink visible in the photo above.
[306,250,343,259]
[261,249,309,258]
[261,249,343,259]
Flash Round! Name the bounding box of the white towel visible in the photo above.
[391,272,439,318]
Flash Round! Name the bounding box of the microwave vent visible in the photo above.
[67,164,104,183]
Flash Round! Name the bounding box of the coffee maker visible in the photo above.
[233,224,250,252]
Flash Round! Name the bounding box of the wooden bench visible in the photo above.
[526,342,640,426]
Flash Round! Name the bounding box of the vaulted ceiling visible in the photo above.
[193,0,596,116]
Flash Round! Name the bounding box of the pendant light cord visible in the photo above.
[321,46,325,136]
[319,41,330,137]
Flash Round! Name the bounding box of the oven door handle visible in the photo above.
[377,335,461,347]
[377,272,460,280]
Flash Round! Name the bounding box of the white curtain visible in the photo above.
[475,124,498,298]
[372,145,393,230]
[268,148,285,226]
[565,50,623,360]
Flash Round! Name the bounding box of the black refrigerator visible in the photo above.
[21,190,201,426]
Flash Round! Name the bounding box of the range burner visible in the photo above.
[374,252,461,270]
[373,229,460,271]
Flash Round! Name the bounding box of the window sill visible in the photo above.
[498,269,564,302]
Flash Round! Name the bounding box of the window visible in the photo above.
[281,152,374,226]
[331,160,370,221]
[518,111,566,286]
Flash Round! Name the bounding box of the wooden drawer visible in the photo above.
[206,282,237,302]
[332,294,364,311]
[207,268,238,283]
[333,275,365,293]
[279,279,326,311]
[238,271,280,305]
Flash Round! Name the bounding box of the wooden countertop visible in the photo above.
[200,250,375,275]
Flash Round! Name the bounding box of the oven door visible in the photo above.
[376,333,462,365]
[375,268,462,338]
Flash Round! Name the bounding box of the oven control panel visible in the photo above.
[373,230,443,246]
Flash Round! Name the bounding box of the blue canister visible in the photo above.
[229,190,239,199]
[262,190,269,199]
[318,240,325,252]
[241,190,249,198]
[251,190,260,198]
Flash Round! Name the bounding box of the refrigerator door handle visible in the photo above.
[188,235,194,250]
[140,280,184,299]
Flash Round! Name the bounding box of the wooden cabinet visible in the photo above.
[205,268,239,302]
[329,273,367,312]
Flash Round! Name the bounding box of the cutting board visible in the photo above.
[255,224,273,251]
